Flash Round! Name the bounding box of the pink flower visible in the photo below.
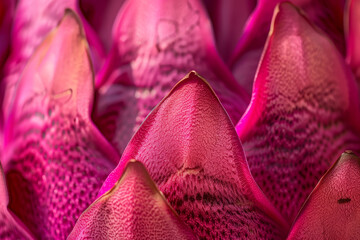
[0,0,359,239]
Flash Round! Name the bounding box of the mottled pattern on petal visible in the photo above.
[100,72,287,239]
[202,0,256,61]
[287,151,360,239]
[230,0,346,95]
[93,0,250,154]
[346,0,360,79]
[236,2,360,222]
[3,10,118,239]
[0,163,34,240]
[68,160,196,240]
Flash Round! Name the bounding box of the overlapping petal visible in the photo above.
[230,0,346,94]
[2,10,118,239]
[68,160,197,240]
[236,2,360,222]
[93,0,250,154]
[0,0,105,122]
[287,151,360,239]
[0,162,34,240]
[99,72,288,239]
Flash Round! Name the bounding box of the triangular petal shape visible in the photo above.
[230,0,346,95]
[3,10,118,239]
[93,0,250,154]
[0,0,105,121]
[236,2,360,221]
[287,151,360,239]
[0,162,34,240]
[202,0,256,61]
[99,72,287,239]
[68,160,197,240]
[346,0,360,79]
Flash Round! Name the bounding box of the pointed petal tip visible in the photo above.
[288,150,360,239]
[237,0,360,222]
[68,158,196,240]
[117,159,157,191]
[98,68,287,238]
[62,8,86,38]
[337,150,360,166]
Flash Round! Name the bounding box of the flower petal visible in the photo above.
[346,0,360,79]
[236,2,360,221]
[202,0,256,61]
[93,0,250,154]
[3,10,118,239]
[0,162,35,240]
[230,0,346,95]
[68,160,197,240]
[287,151,360,239]
[99,71,288,239]
[1,0,105,120]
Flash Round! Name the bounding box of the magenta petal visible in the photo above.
[346,0,360,79]
[236,2,360,222]
[202,0,256,61]
[3,10,118,239]
[93,0,250,154]
[0,0,105,120]
[287,151,360,239]
[230,0,346,95]
[0,163,34,240]
[68,160,197,240]
[99,72,288,239]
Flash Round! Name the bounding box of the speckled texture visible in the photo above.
[287,151,360,239]
[68,160,197,240]
[100,72,287,239]
[236,2,360,222]
[230,0,346,96]
[3,11,117,240]
[93,0,250,154]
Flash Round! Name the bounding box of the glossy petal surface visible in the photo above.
[93,0,249,154]
[3,10,118,239]
[100,72,287,239]
[287,151,360,239]
[346,0,360,79]
[0,163,34,240]
[236,2,360,222]
[230,0,346,95]
[68,160,196,240]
